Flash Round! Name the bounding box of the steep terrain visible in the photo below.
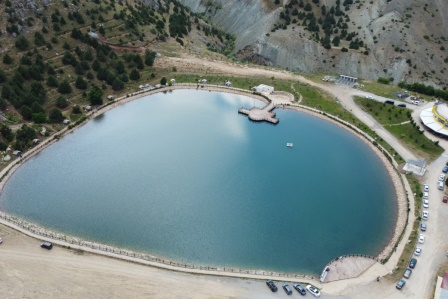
[179,0,448,88]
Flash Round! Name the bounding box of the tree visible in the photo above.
[32,112,47,123]
[112,78,124,91]
[75,76,88,89]
[332,36,340,46]
[46,75,59,87]
[49,108,64,123]
[20,105,33,120]
[31,102,45,113]
[58,79,72,94]
[15,36,30,51]
[144,50,156,66]
[87,85,103,105]
[56,96,68,108]
[160,77,167,85]
[16,125,36,142]
[2,54,13,64]
[129,69,140,80]
[1,124,14,142]
[304,3,312,11]
[72,105,82,114]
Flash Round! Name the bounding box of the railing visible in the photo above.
[0,211,317,281]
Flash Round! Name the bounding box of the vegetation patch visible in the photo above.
[355,97,443,161]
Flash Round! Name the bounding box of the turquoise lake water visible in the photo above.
[0,90,397,274]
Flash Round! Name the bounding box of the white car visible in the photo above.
[423,192,429,199]
[418,234,425,244]
[414,247,422,256]
[306,284,321,297]
[424,184,429,192]
[0,237,2,244]
[422,211,429,220]
[440,174,446,182]
[423,199,429,208]
[366,95,374,99]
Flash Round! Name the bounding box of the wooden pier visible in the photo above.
[238,103,279,124]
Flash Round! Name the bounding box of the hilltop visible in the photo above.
[179,0,448,89]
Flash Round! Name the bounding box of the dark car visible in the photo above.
[283,284,293,295]
[443,166,448,173]
[41,241,53,250]
[443,196,448,203]
[266,280,278,292]
[293,283,307,295]
[396,279,406,290]
[397,103,407,108]
[385,100,395,105]
[409,258,417,269]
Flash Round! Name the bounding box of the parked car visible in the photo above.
[424,184,429,192]
[423,192,429,199]
[385,100,395,105]
[443,166,448,173]
[443,196,448,203]
[0,237,3,244]
[409,258,417,269]
[418,234,425,244]
[283,284,293,295]
[423,199,429,208]
[397,103,407,108]
[266,280,278,292]
[404,268,412,279]
[421,222,427,232]
[396,279,406,289]
[422,211,429,220]
[414,247,422,256]
[439,181,444,190]
[306,284,321,297]
[40,241,53,250]
[293,283,307,295]
[365,95,374,99]
[440,173,446,181]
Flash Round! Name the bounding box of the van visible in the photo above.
[439,181,444,190]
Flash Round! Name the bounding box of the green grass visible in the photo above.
[360,79,429,101]
[387,174,421,281]
[355,97,443,161]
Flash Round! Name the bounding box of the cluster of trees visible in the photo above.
[398,82,448,100]
[274,0,365,51]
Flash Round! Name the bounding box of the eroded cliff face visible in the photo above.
[179,0,448,88]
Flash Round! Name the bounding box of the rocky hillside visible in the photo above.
[179,0,448,89]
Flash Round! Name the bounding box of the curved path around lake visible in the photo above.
[0,82,407,284]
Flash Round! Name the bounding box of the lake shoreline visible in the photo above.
[0,84,406,279]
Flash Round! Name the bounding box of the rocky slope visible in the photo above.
[179,0,448,88]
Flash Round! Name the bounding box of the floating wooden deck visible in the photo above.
[238,103,279,124]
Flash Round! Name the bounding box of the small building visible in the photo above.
[88,30,99,39]
[107,95,114,101]
[434,273,448,299]
[63,119,70,125]
[3,155,11,161]
[170,79,176,84]
[40,127,46,136]
[252,84,274,94]
[155,53,161,58]
[224,80,231,87]
[155,84,161,88]
[85,106,92,111]
[403,159,426,176]
[32,139,40,144]
[13,150,22,157]
[198,79,207,84]
[139,85,145,90]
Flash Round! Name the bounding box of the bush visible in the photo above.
[2,54,13,64]
[72,105,82,114]
[15,36,30,51]
[56,96,68,109]
[49,108,64,123]
[377,77,393,84]
[58,80,72,94]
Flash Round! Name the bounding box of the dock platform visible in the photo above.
[238,103,279,124]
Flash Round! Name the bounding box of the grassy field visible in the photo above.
[355,97,443,161]
[360,80,429,101]
[387,173,422,281]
